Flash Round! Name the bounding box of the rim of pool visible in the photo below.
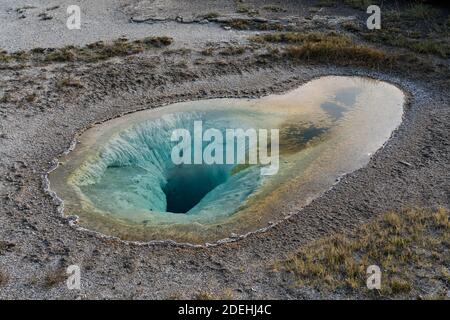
[44,75,406,247]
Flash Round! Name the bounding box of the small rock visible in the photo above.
[66,215,80,225]
[130,16,153,23]
[399,160,412,167]
[46,5,60,12]
[38,13,53,21]
[223,26,232,31]
[151,17,167,22]
[0,241,16,252]
[252,17,268,23]
[216,17,233,23]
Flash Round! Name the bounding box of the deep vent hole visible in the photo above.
[163,164,229,213]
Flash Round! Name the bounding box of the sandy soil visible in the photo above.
[0,1,449,299]
[0,0,260,51]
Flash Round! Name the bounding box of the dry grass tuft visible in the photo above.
[318,0,375,10]
[0,269,9,286]
[284,42,394,69]
[42,268,67,289]
[201,47,214,56]
[251,32,398,69]
[251,32,352,45]
[393,3,441,21]
[195,288,235,300]
[0,49,12,62]
[279,208,449,297]
[354,4,448,58]
[262,5,285,13]
[195,291,216,300]
[57,76,84,89]
[227,19,284,31]
[25,93,38,103]
[0,241,16,254]
[362,32,449,58]
[200,12,219,19]
[0,37,173,65]
[235,0,258,15]
[220,46,246,56]
[229,19,251,30]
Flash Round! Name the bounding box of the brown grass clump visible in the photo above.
[220,46,246,56]
[229,19,251,30]
[0,93,13,104]
[362,32,449,58]
[201,47,214,56]
[57,76,84,89]
[277,208,449,298]
[194,288,235,300]
[139,36,173,48]
[195,291,216,300]
[392,3,441,21]
[284,43,395,68]
[0,49,12,62]
[251,31,352,45]
[0,241,16,254]
[227,19,284,31]
[200,12,219,20]
[42,268,67,288]
[44,47,77,62]
[354,4,448,58]
[251,32,398,69]
[319,0,377,10]
[342,0,375,10]
[25,93,38,103]
[0,269,9,286]
[262,5,285,13]
[0,36,173,65]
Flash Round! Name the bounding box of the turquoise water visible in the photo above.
[49,76,405,243]
[74,110,270,224]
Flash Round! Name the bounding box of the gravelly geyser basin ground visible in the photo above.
[0,0,449,299]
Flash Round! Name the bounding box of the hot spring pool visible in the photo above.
[48,76,404,244]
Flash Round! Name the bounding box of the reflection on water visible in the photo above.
[49,76,404,244]
[321,102,347,120]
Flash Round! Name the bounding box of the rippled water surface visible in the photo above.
[49,76,404,244]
